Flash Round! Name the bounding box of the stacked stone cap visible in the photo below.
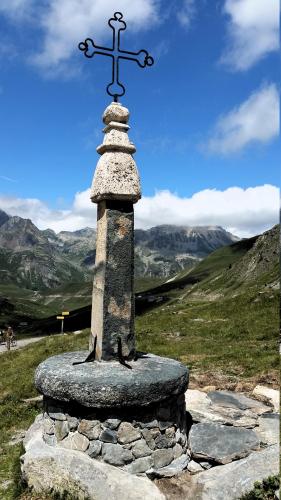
[90,102,141,204]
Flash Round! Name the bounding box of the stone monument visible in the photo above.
[23,12,190,482]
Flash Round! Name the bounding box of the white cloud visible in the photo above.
[221,0,279,71]
[0,185,279,238]
[0,0,34,19]
[205,83,279,155]
[177,0,195,28]
[30,0,160,70]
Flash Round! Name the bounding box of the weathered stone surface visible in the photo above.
[92,102,140,205]
[48,411,66,421]
[99,429,118,444]
[140,419,158,429]
[165,426,175,438]
[54,420,69,441]
[117,422,141,444]
[189,423,260,464]
[142,428,158,450]
[125,456,153,474]
[22,424,165,500]
[87,440,102,458]
[103,102,129,125]
[131,439,152,458]
[185,389,258,428]
[44,417,54,435]
[78,419,100,439]
[43,434,56,446]
[59,432,89,452]
[155,434,174,449]
[35,352,189,407]
[173,443,183,459]
[253,385,280,412]
[104,418,121,430]
[159,421,173,431]
[66,416,79,431]
[188,460,204,474]
[102,443,133,466]
[255,413,279,445]
[187,445,279,500]
[148,454,190,478]
[91,200,136,361]
[208,391,271,415]
[153,449,174,469]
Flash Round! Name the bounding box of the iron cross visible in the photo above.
[78,12,154,102]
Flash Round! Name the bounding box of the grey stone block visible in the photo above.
[78,420,101,440]
[100,429,118,444]
[131,439,152,458]
[54,420,69,441]
[189,423,260,464]
[153,449,174,469]
[117,422,141,444]
[147,454,189,478]
[125,456,153,474]
[87,440,102,458]
[104,419,121,430]
[102,443,133,466]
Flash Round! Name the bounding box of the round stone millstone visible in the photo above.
[35,351,189,408]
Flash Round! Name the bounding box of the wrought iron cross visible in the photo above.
[78,12,154,102]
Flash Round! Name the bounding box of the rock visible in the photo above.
[188,445,279,500]
[102,443,133,466]
[188,460,204,474]
[87,440,102,458]
[155,434,174,449]
[59,432,89,452]
[173,443,183,459]
[104,418,121,430]
[47,411,66,421]
[78,419,100,439]
[165,427,176,438]
[199,461,212,470]
[54,420,69,441]
[132,439,152,458]
[125,456,153,474]
[35,352,188,408]
[99,429,117,444]
[148,454,190,478]
[189,423,260,464]
[142,428,158,450]
[23,414,44,447]
[159,421,173,431]
[208,391,271,415]
[66,416,79,431]
[253,385,280,412]
[44,417,55,435]
[185,389,258,428]
[117,422,141,444]
[0,480,13,490]
[153,449,174,469]
[140,419,158,429]
[175,429,186,446]
[22,425,165,499]
[255,413,279,445]
[43,434,56,446]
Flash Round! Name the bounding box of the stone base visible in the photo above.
[34,351,189,476]
[42,393,189,475]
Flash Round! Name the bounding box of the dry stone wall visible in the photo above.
[42,393,189,475]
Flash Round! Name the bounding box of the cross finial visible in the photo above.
[78,12,154,102]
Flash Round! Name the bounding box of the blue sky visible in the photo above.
[0,0,279,236]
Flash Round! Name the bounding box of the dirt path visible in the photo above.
[0,336,46,354]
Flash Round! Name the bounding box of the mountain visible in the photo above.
[11,224,278,335]
[0,209,238,290]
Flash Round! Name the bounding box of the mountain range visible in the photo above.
[0,208,238,290]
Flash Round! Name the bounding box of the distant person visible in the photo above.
[5,326,14,351]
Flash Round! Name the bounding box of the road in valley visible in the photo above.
[0,336,46,355]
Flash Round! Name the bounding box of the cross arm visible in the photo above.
[78,38,113,59]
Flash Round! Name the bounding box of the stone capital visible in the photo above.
[91,102,141,204]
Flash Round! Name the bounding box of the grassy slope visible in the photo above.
[0,332,90,500]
